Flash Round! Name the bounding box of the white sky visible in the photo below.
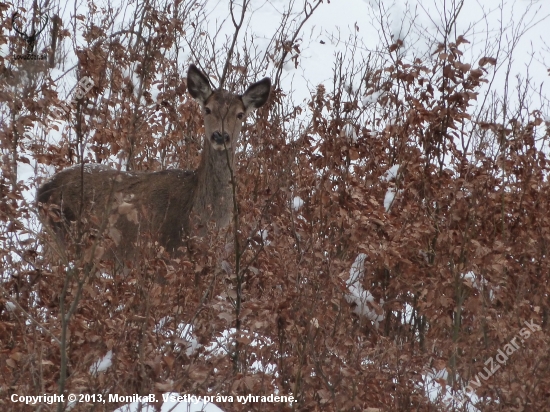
[224,0,549,109]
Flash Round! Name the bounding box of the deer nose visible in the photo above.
[211,131,230,145]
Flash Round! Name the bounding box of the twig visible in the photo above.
[220,0,249,88]
[274,0,323,87]
[0,285,61,346]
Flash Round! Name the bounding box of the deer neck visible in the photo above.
[193,143,234,229]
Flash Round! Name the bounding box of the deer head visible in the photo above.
[187,64,271,151]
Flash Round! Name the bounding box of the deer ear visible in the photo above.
[187,64,212,105]
[242,77,271,114]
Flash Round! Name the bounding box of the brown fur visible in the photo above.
[37,65,270,260]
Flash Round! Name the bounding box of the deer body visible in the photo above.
[38,65,270,259]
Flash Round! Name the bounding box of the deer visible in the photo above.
[37,64,271,262]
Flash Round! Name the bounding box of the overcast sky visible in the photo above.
[219,0,550,109]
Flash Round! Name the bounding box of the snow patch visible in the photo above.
[382,165,400,181]
[348,253,367,286]
[89,350,113,375]
[154,318,201,356]
[292,196,304,210]
[384,188,396,211]
[362,91,383,105]
[462,271,495,301]
[382,165,400,211]
[5,301,17,312]
[346,254,384,326]
[423,367,481,411]
[255,229,271,246]
[341,123,358,141]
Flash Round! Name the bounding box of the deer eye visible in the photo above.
[237,112,244,119]
[205,107,212,115]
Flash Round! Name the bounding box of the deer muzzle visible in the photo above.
[211,131,230,146]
